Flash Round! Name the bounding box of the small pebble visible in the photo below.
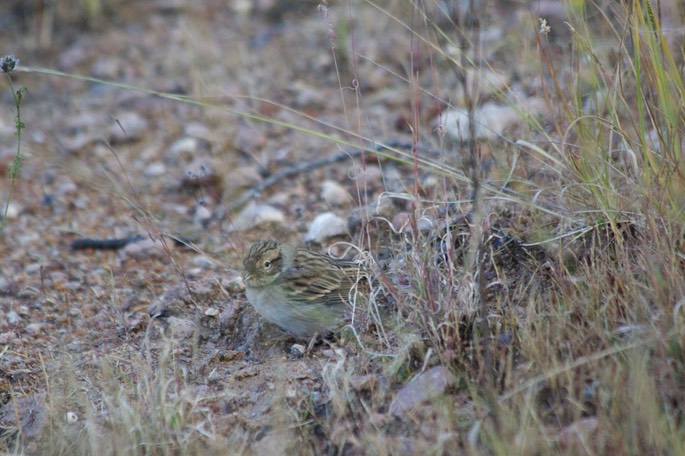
[389,366,455,416]
[122,238,170,260]
[144,161,166,177]
[221,276,245,294]
[441,99,544,142]
[290,344,306,358]
[54,176,78,196]
[25,263,42,274]
[193,255,216,269]
[7,310,20,325]
[65,412,78,424]
[204,307,220,317]
[226,202,285,232]
[4,202,20,219]
[169,136,199,157]
[61,132,93,153]
[109,112,148,143]
[321,180,351,206]
[26,323,43,335]
[184,122,212,140]
[305,212,348,244]
[193,205,213,227]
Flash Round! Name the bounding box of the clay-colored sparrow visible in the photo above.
[242,240,362,337]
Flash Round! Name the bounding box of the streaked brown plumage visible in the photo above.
[242,240,362,337]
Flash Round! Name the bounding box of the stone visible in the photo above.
[389,366,455,416]
[109,112,148,143]
[169,136,199,157]
[226,202,285,232]
[122,237,171,260]
[144,161,166,177]
[321,180,351,206]
[441,99,545,142]
[192,255,216,269]
[204,307,220,317]
[305,212,348,244]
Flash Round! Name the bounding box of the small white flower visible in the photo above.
[539,18,551,35]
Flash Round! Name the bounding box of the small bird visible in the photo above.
[242,240,363,337]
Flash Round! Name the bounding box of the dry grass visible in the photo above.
[299,1,685,454]
[2,0,685,454]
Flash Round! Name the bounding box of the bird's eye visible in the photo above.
[263,260,272,269]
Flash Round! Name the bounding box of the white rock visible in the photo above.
[144,161,166,177]
[25,263,42,273]
[7,310,20,325]
[231,0,252,14]
[26,323,43,335]
[226,202,285,232]
[321,180,351,206]
[109,112,148,143]
[305,212,348,243]
[54,176,78,196]
[193,205,213,227]
[169,137,198,157]
[441,99,545,142]
[184,122,212,140]
[60,133,92,153]
[290,344,306,357]
[122,237,170,260]
[441,104,505,141]
[3,202,20,219]
[192,255,216,269]
[204,307,220,317]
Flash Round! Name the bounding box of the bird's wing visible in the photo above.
[280,250,356,306]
